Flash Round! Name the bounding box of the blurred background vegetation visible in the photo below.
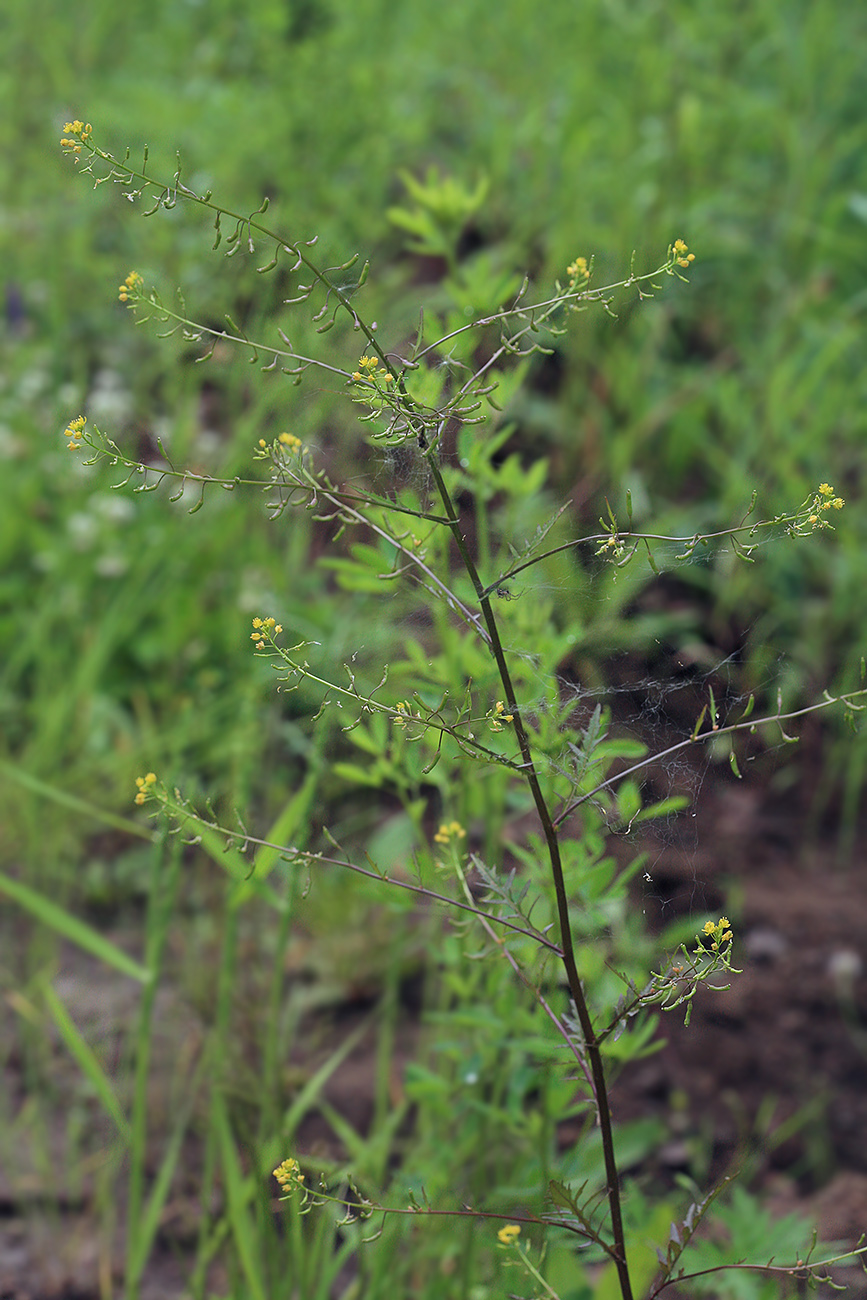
[2,0,865,853]
[1,0,866,1293]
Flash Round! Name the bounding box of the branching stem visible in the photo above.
[423,442,635,1299]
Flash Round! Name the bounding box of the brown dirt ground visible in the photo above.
[3,764,867,1299]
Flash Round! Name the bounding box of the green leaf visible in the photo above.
[635,795,690,823]
[0,761,153,840]
[690,705,708,741]
[253,763,320,879]
[41,981,131,1142]
[0,870,151,983]
[212,1093,268,1300]
[548,1178,580,1213]
[331,761,389,788]
[595,1203,677,1300]
[319,557,386,593]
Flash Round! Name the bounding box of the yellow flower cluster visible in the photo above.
[60,120,92,152]
[273,1157,305,1191]
[566,256,590,286]
[251,616,283,644]
[805,482,845,527]
[64,415,86,450]
[818,482,844,510]
[488,699,514,731]
[257,432,302,454]
[118,271,143,304]
[497,1224,521,1245]
[434,820,466,846]
[134,772,157,806]
[673,238,696,268]
[351,354,394,385]
[701,916,733,951]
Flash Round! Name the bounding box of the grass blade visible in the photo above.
[0,870,151,983]
[212,1091,268,1300]
[0,761,154,839]
[41,980,131,1144]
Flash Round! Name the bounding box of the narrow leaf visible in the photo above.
[42,982,131,1142]
[690,705,707,741]
[212,1094,268,1300]
[0,870,151,983]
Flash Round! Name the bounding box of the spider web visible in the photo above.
[310,409,803,931]
[384,449,796,915]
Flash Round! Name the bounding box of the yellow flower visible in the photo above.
[64,416,86,448]
[497,1224,521,1245]
[60,121,91,151]
[279,432,302,450]
[118,271,143,303]
[133,772,157,805]
[434,820,466,846]
[566,256,589,283]
[273,1157,305,1190]
[819,483,833,497]
[489,700,514,730]
[701,916,733,950]
[672,238,696,267]
[251,615,281,642]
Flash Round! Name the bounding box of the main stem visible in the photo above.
[424,447,634,1300]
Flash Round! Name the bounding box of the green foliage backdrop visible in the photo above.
[3,0,865,832]
[2,3,867,1296]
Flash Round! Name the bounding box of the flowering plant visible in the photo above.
[61,121,867,1299]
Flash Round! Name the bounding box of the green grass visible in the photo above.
[2,0,866,1294]
[4,0,863,700]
